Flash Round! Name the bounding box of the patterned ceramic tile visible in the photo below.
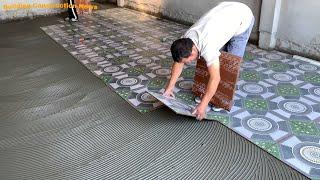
[290,120,319,136]
[281,136,320,177]
[254,140,281,159]
[41,8,320,179]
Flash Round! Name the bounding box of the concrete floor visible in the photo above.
[0,4,308,180]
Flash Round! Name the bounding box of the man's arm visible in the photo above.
[200,60,220,107]
[163,62,184,97]
[192,59,220,120]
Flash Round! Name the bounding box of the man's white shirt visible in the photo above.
[183,2,254,66]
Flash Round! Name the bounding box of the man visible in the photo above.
[65,0,79,22]
[163,2,254,120]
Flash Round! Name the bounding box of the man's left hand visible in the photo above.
[192,103,207,121]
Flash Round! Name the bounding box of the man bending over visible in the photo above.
[164,2,254,120]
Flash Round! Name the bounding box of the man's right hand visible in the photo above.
[163,62,184,98]
[163,88,175,98]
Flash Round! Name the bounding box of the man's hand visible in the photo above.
[192,103,207,121]
[163,62,184,98]
[192,58,220,121]
[163,88,175,98]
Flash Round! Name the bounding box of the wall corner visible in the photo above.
[258,0,282,50]
[117,0,125,7]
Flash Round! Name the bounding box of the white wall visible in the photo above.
[276,0,320,60]
[0,0,64,21]
[124,0,320,59]
[124,0,261,42]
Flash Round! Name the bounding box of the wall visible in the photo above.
[0,0,64,21]
[276,0,320,60]
[108,0,117,4]
[123,0,261,42]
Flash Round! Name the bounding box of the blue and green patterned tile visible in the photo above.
[262,52,286,61]
[289,120,319,136]
[125,65,148,76]
[301,84,320,103]
[159,58,173,67]
[83,62,98,70]
[101,75,113,84]
[175,91,195,104]
[133,42,148,49]
[270,97,320,121]
[276,84,300,97]
[147,77,168,91]
[243,51,256,61]
[254,140,281,159]
[206,114,230,126]
[116,89,132,100]
[240,71,261,82]
[304,73,320,85]
[241,61,261,70]
[265,71,302,86]
[124,43,138,50]
[294,63,320,73]
[243,98,269,112]
[128,88,163,111]
[236,80,275,99]
[138,108,152,113]
[181,67,195,79]
[266,61,290,72]
[175,78,194,92]
[109,75,149,92]
[140,49,162,57]
[150,67,171,78]
[117,36,132,42]
[232,112,291,141]
[112,56,130,65]
[104,48,118,54]
[280,136,320,178]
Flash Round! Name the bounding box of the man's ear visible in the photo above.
[192,45,197,53]
[190,46,195,57]
[191,45,198,58]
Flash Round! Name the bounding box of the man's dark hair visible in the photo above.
[170,38,194,62]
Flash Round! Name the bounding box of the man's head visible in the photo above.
[171,38,198,64]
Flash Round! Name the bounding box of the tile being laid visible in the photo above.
[148,91,221,120]
[148,91,197,117]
